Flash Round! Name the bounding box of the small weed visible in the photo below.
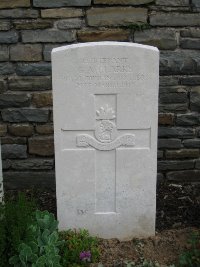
[0,193,36,267]
[178,231,200,267]
[121,22,151,31]
[59,228,100,266]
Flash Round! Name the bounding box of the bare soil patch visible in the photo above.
[96,228,199,266]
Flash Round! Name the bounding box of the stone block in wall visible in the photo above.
[158,127,194,138]
[155,0,189,6]
[87,7,147,26]
[10,44,42,61]
[0,62,12,75]
[166,170,200,182]
[94,0,153,4]
[159,87,189,110]
[22,29,76,43]
[32,92,53,108]
[166,149,199,159]
[41,8,83,18]
[0,78,8,94]
[2,144,27,159]
[158,160,194,171]
[28,137,54,156]
[8,124,34,137]
[157,150,164,159]
[35,124,54,135]
[2,159,20,170]
[1,137,26,144]
[2,160,11,170]
[0,0,30,8]
[14,19,53,30]
[0,31,18,43]
[0,78,7,93]
[2,160,14,170]
[183,139,200,148]
[176,113,200,126]
[11,159,54,170]
[8,76,52,91]
[0,45,9,61]
[180,76,200,85]
[181,28,200,38]
[134,28,177,50]
[0,63,15,75]
[0,21,11,31]
[0,93,30,108]
[0,9,38,19]
[160,92,187,104]
[3,171,55,190]
[55,18,83,29]
[180,38,200,50]
[33,0,91,7]
[1,109,49,123]
[160,51,199,75]
[158,113,174,125]
[192,0,200,8]
[0,125,7,137]
[0,0,31,8]
[159,103,188,112]
[159,85,187,93]
[150,6,190,12]
[190,87,200,112]
[160,76,179,86]
[77,29,130,42]
[158,139,182,149]
[16,63,52,76]
[150,12,200,26]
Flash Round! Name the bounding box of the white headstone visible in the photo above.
[0,141,3,203]
[52,42,159,240]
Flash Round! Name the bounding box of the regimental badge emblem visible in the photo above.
[95,105,117,143]
[76,102,135,151]
[95,120,117,143]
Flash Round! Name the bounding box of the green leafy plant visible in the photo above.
[121,22,151,31]
[178,231,200,267]
[0,203,6,267]
[0,193,36,267]
[59,228,100,266]
[9,210,63,267]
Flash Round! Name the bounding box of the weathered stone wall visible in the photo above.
[0,0,200,189]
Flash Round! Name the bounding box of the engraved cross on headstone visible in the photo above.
[62,94,150,213]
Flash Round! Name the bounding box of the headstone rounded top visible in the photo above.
[52,41,159,55]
